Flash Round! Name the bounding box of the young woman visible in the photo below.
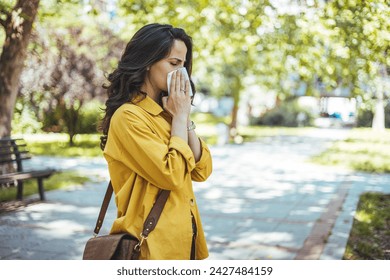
[100,23,213,260]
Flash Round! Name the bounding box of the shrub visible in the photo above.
[78,100,104,134]
[253,98,314,127]
[12,102,43,134]
[357,102,390,128]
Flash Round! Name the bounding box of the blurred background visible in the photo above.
[0,0,389,260]
[1,0,389,144]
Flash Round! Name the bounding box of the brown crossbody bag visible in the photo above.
[83,181,170,260]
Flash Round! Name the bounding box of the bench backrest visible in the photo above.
[0,138,31,174]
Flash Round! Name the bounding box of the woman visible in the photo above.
[100,23,213,260]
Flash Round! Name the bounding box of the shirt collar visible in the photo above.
[135,95,164,116]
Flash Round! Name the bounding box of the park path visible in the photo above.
[0,128,389,259]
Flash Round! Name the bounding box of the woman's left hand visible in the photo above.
[162,69,191,121]
[162,70,192,142]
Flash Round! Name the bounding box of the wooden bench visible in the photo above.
[0,138,56,200]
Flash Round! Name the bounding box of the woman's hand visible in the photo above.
[162,70,192,142]
[162,70,191,121]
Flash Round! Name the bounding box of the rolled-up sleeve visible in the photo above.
[108,109,195,190]
[169,136,196,171]
[191,138,212,182]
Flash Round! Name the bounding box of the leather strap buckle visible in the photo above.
[134,233,148,252]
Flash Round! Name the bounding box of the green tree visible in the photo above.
[16,1,125,145]
[118,0,268,138]
[248,0,389,130]
[4,0,387,141]
[198,0,266,135]
[0,0,40,138]
[20,26,106,145]
[323,0,389,130]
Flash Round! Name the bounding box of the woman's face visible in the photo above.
[147,39,188,93]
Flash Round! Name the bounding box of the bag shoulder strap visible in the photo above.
[93,181,170,237]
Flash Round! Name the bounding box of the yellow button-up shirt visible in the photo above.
[103,96,212,260]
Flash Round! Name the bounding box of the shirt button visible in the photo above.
[190,198,195,206]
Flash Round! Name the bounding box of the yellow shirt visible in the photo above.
[103,96,213,260]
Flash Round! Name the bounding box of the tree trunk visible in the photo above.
[228,76,242,142]
[230,104,239,131]
[372,94,385,131]
[65,107,80,147]
[372,64,387,131]
[0,0,40,138]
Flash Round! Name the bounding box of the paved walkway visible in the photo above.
[0,128,389,260]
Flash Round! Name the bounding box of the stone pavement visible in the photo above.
[0,128,389,260]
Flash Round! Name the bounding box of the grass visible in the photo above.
[343,192,390,260]
[20,133,104,157]
[310,128,390,259]
[0,171,91,202]
[311,128,390,173]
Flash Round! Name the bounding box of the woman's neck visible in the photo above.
[140,84,160,103]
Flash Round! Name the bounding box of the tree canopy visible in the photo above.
[0,0,389,140]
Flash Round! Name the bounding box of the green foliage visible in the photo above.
[78,100,105,134]
[11,99,43,134]
[356,107,374,127]
[4,0,390,138]
[312,128,390,173]
[12,0,124,144]
[324,0,389,99]
[253,98,314,127]
[117,0,270,129]
[343,192,390,260]
[39,99,104,135]
[12,98,104,137]
[114,0,389,129]
[0,171,91,202]
[357,102,390,128]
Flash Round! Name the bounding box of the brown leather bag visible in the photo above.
[83,181,170,260]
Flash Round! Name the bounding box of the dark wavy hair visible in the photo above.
[100,23,195,142]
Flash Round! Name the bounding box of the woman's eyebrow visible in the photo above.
[168,57,186,63]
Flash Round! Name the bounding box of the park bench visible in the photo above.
[0,138,56,201]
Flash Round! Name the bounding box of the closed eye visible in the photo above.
[168,57,185,67]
